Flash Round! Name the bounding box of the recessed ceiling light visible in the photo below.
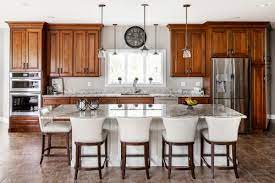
[257,2,272,7]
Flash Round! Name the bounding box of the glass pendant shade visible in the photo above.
[183,48,191,58]
[141,45,149,56]
[98,48,106,59]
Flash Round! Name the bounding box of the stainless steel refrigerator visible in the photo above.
[212,58,251,133]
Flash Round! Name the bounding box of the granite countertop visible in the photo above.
[41,104,246,119]
[42,93,210,98]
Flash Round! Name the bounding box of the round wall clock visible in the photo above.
[124,26,147,48]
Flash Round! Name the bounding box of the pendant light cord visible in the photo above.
[154,24,158,53]
[143,5,146,44]
[99,4,105,50]
[185,5,188,48]
[113,24,117,54]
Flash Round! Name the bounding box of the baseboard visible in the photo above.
[0,117,9,124]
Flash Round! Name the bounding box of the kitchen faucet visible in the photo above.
[133,78,141,93]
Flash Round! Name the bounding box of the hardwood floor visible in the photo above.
[0,122,275,183]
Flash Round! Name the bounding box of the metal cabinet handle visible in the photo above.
[23,63,25,69]
[61,68,63,74]
[58,68,60,74]
[231,49,234,55]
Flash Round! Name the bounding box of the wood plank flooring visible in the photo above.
[0,122,275,183]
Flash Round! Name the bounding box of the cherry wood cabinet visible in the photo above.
[73,31,100,76]
[9,116,39,132]
[8,22,45,71]
[168,25,206,77]
[47,24,102,77]
[43,97,71,108]
[178,97,211,105]
[210,28,249,57]
[252,65,266,130]
[251,29,266,64]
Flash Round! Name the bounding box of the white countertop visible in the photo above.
[41,104,246,119]
[42,93,210,98]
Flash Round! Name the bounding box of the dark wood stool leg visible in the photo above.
[162,137,165,167]
[232,142,239,178]
[200,135,204,166]
[105,137,108,167]
[148,142,151,168]
[66,133,71,166]
[47,134,51,156]
[121,142,126,179]
[97,144,102,179]
[189,144,196,179]
[74,144,80,180]
[226,144,230,166]
[168,143,172,179]
[144,142,150,179]
[211,143,215,179]
[40,134,45,165]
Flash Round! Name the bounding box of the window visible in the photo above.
[106,49,166,86]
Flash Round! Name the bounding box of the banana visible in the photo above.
[185,98,198,106]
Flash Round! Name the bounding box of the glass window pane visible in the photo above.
[146,53,162,83]
[108,53,125,84]
[126,53,144,83]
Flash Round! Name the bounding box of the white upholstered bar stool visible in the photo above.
[70,117,108,180]
[39,106,72,165]
[162,117,199,179]
[117,117,152,179]
[200,117,242,179]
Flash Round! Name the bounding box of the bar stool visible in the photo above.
[162,117,199,179]
[117,117,152,179]
[39,106,72,165]
[200,116,242,179]
[70,117,108,180]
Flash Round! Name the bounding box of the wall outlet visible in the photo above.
[88,82,92,87]
[181,82,186,87]
[196,82,201,87]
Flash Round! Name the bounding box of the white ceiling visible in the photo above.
[1,0,275,28]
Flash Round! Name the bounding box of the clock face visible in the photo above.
[124,26,147,48]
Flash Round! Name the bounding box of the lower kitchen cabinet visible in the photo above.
[9,116,40,132]
[43,97,71,108]
[178,97,211,104]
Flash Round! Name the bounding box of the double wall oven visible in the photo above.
[10,72,41,116]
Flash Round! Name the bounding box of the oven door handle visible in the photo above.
[10,78,41,81]
[10,93,41,96]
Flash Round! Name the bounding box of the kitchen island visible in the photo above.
[41,104,246,167]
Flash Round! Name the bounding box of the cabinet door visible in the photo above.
[230,29,250,57]
[60,31,73,76]
[171,31,189,76]
[73,31,86,76]
[47,31,60,77]
[211,29,229,57]
[117,97,154,104]
[25,29,41,71]
[251,29,266,64]
[86,31,100,76]
[189,31,206,76]
[252,65,266,130]
[11,29,26,71]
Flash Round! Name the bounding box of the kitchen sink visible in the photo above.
[120,92,150,95]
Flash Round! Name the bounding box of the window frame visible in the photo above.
[105,49,167,87]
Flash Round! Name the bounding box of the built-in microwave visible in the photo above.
[10,93,41,116]
[10,72,41,92]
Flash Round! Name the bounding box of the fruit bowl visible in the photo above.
[185,98,198,109]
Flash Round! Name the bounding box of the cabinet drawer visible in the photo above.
[178,97,211,104]
[98,97,117,104]
[43,97,71,107]
[9,116,40,132]
[70,97,98,104]
[117,97,154,104]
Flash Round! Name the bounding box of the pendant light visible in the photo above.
[98,4,106,59]
[141,4,149,55]
[113,24,117,55]
[153,24,158,55]
[182,4,191,58]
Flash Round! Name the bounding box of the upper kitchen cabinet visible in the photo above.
[168,24,206,77]
[73,30,100,76]
[251,29,267,65]
[7,22,46,72]
[47,30,73,77]
[210,28,249,57]
[47,24,102,77]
